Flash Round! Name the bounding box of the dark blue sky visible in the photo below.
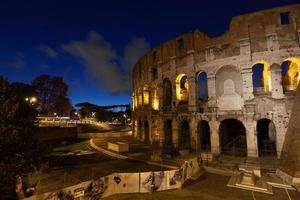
[0,0,298,106]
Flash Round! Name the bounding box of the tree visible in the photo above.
[32,75,72,116]
[0,76,45,199]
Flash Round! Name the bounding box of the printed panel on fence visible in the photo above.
[84,175,114,199]
[166,169,183,190]
[110,172,140,194]
[139,171,168,193]
[180,156,202,182]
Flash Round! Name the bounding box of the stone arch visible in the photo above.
[252,61,271,94]
[163,78,172,107]
[144,120,150,143]
[178,120,191,150]
[281,57,300,92]
[219,119,247,157]
[151,85,159,110]
[175,74,189,104]
[197,71,208,113]
[138,88,143,107]
[143,85,149,105]
[216,66,243,111]
[197,120,211,152]
[163,120,173,153]
[256,118,277,157]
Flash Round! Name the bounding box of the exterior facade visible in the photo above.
[132,4,300,158]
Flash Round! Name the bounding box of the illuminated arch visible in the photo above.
[143,85,149,105]
[252,61,271,93]
[175,74,189,103]
[152,86,159,110]
[138,88,143,106]
[281,57,300,91]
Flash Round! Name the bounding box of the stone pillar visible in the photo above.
[172,118,179,149]
[207,74,217,108]
[188,76,197,112]
[209,120,220,154]
[244,120,258,157]
[149,119,152,144]
[170,57,177,110]
[241,67,254,100]
[157,62,163,110]
[270,63,284,99]
[156,117,164,147]
[190,116,197,150]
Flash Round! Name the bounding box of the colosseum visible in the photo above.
[131,4,300,164]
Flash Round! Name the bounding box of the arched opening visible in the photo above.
[197,120,211,152]
[281,57,300,92]
[138,120,142,139]
[144,120,150,143]
[138,88,143,107]
[163,120,173,153]
[197,71,208,112]
[175,74,189,104]
[152,87,159,110]
[163,78,172,107]
[257,119,277,157]
[178,120,191,150]
[143,85,149,105]
[219,119,247,157]
[252,61,271,94]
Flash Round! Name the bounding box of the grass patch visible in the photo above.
[52,140,89,154]
[77,123,125,133]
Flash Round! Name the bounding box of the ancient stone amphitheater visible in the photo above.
[131,4,300,161]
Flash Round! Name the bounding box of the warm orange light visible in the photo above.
[253,61,271,92]
[143,85,149,105]
[175,74,189,102]
[152,88,159,110]
[284,57,300,90]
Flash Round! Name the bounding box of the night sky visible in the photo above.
[0,0,298,106]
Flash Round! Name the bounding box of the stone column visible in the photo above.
[270,63,284,99]
[157,117,164,147]
[209,120,220,154]
[172,118,179,149]
[244,120,258,157]
[241,67,254,100]
[207,74,217,108]
[170,57,177,110]
[188,76,197,112]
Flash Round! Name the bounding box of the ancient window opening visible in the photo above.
[176,74,189,104]
[219,119,247,157]
[177,38,185,49]
[152,87,159,110]
[280,12,290,25]
[152,51,157,61]
[132,93,135,111]
[257,119,277,157]
[178,120,191,150]
[197,120,211,152]
[197,71,208,112]
[163,78,172,107]
[138,121,143,139]
[143,85,149,105]
[138,89,143,106]
[252,62,271,94]
[151,67,158,80]
[281,57,300,92]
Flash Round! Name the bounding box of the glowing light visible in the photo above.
[152,88,159,110]
[283,57,300,90]
[253,61,271,92]
[138,89,143,106]
[143,85,149,105]
[175,74,189,102]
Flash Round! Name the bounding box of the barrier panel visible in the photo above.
[25,156,203,200]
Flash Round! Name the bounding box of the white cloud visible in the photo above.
[38,45,58,59]
[62,31,150,95]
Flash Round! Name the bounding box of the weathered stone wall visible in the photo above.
[132,4,300,159]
